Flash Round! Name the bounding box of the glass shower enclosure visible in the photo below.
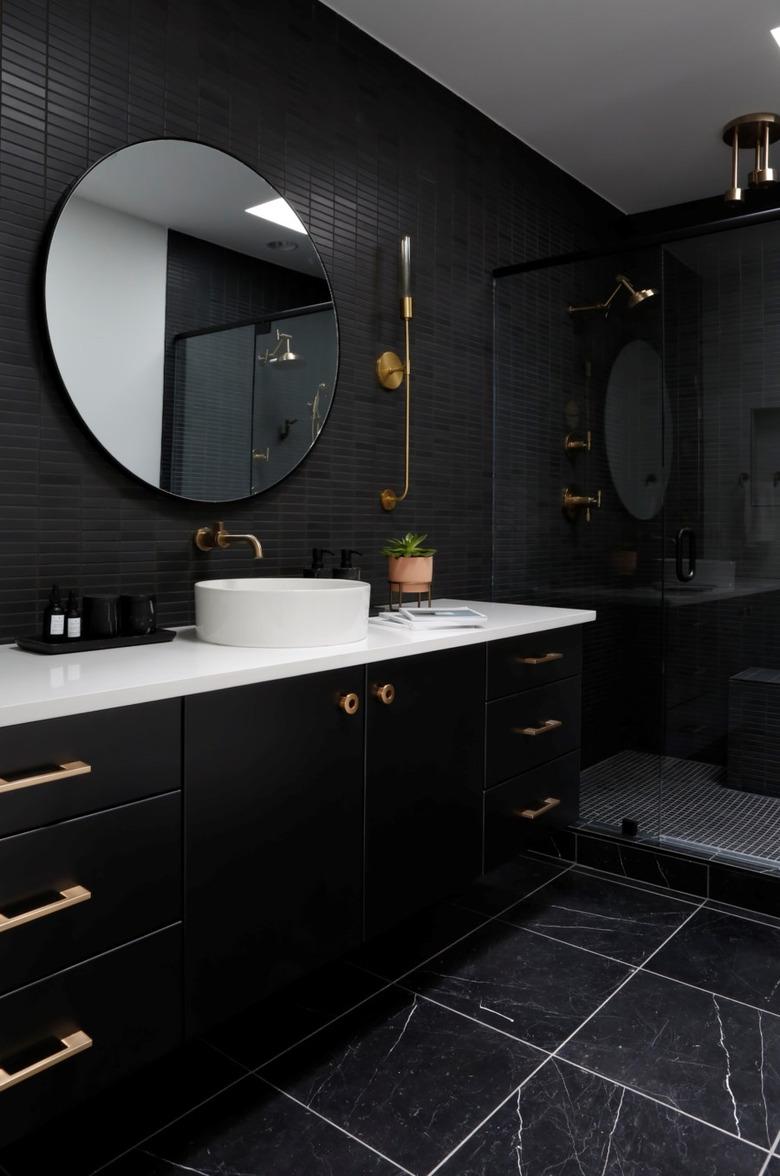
[493,218,780,870]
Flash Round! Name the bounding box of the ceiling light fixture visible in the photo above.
[245,197,307,234]
[722,112,780,202]
[771,26,780,47]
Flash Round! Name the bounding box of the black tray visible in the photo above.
[16,629,177,655]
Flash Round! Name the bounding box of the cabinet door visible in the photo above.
[365,645,485,938]
[185,668,364,1036]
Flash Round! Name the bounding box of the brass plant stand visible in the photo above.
[387,581,433,611]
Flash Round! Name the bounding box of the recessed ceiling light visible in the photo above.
[267,240,299,252]
[771,25,780,47]
[245,197,307,234]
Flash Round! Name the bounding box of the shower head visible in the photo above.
[259,330,304,368]
[568,273,657,315]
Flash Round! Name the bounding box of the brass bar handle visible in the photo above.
[514,719,563,737]
[338,692,360,716]
[372,683,396,706]
[516,796,561,821]
[0,1030,92,1093]
[0,885,91,934]
[515,652,563,666]
[0,760,91,795]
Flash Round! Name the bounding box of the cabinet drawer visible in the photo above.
[487,678,581,787]
[0,793,181,997]
[488,627,582,700]
[484,752,580,871]
[0,925,181,1148]
[0,700,181,837]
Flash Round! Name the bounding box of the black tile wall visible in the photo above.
[0,0,618,639]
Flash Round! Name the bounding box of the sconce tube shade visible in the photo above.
[399,235,412,300]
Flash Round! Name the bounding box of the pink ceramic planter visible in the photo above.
[386,556,434,593]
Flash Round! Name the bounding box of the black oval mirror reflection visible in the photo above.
[44,139,338,503]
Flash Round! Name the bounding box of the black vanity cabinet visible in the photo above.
[184,667,365,1036]
[364,645,485,937]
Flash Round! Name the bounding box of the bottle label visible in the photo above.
[49,615,65,636]
[67,617,81,639]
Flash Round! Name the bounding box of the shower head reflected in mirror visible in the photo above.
[568,273,657,316]
[258,329,304,368]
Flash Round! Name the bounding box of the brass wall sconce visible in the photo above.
[376,235,413,511]
[723,113,780,203]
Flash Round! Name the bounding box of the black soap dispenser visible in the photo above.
[66,591,82,641]
[302,548,334,578]
[333,550,363,580]
[42,584,66,643]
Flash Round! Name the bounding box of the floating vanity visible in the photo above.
[0,599,593,1145]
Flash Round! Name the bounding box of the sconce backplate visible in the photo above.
[376,351,404,390]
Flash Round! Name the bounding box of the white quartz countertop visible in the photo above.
[0,599,595,729]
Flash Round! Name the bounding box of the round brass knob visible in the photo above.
[372,682,396,705]
[338,692,360,716]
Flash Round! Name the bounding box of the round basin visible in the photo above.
[195,578,371,648]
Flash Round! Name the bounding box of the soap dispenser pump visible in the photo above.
[303,548,334,578]
[333,549,363,580]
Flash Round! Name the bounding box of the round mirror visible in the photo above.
[44,139,338,502]
[605,339,671,520]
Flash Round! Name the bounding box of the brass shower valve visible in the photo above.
[562,487,602,523]
[564,431,592,453]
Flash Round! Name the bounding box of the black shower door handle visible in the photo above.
[675,527,696,582]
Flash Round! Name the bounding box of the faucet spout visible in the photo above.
[194,522,264,560]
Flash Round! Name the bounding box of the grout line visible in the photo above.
[758,1128,780,1174]
[704,899,780,931]
[489,918,652,968]
[397,984,551,1053]
[640,966,780,1023]
[258,1075,415,1175]
[557,1055,772,1155]
[569,862,701,905]
[425,1052,555,1176]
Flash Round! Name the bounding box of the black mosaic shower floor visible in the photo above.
[582,749,780,865]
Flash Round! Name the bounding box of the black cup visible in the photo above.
[83,594,119,639]
[119,594,157,636]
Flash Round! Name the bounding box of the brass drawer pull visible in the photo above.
[0,1030,92,1093]
[515,652,563,666]
[0,761,91,795]
[514,719,563,737]
[338,692,360,716]
[0,885,91,934]
[516,796,561,821]
[372,683,396,706]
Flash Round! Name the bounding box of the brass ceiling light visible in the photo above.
[722,113,780,203]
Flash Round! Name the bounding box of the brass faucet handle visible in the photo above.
[562,487,603,523]
[194,523,222,552]
[564,431,592,453]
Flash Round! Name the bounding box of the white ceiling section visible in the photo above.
[321,0,780,213]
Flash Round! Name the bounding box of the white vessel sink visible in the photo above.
[195,578,371,648]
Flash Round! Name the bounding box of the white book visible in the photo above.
[374,606,488,629]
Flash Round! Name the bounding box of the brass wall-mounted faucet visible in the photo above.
[562,487,603,523]
[194,522,263,559]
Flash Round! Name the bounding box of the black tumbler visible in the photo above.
[83,594,119,639]
[119,594,157,636]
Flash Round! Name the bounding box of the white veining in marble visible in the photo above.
[0,599,594,728]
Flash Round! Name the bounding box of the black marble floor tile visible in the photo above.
[205,957,387,1069]
[261,984,543,1175]
[97,1075,400,1175]
[0,1040,244,1176]
[438,1057,768,1175]
[406,917,631,1050]
[576,833,709,896]
[560,969,780,1150]
[706,900,780,931]
[496,868,696,964]
[349,902,486,982]
[454,853,570,916]
[650,907,780,1013]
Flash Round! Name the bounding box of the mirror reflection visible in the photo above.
[44,139,338,502]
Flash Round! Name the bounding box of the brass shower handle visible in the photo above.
[562,487,602,523]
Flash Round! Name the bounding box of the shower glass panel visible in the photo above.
[660,222,780,867]
[493,251,666,844]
